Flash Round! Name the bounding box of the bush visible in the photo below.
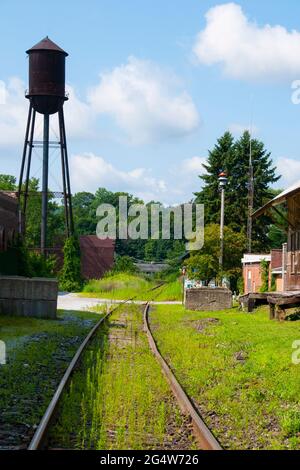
[0,238,57,278]
[237,276,244,295]
[111,255,137,274]
[59,236,82,292]
[260,259,270,293]
[28,251,57,278]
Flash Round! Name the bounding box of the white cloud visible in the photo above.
[64,85,95,139]
[193,2,300,81]
[87,56,200,144]
[167,156,207,202]
[70,153,206,204]
[71,152,170,203]
[0,78,94,148]
[0,78,28,146]
[180,156,206,174]
[228,123,258,136]
[0,57,199,148]
[276,157,300,187]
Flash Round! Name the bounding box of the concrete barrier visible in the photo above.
[0,276,58,319]
[185,287,232,311]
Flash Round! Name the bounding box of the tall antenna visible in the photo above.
[247,97,254,253]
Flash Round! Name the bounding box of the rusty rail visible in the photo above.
[28,284,165,450]
[143,303,223,451]
[28,310,110,450]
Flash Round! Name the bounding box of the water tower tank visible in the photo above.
[26,37,68,115]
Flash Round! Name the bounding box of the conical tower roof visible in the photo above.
[26,37,68,56]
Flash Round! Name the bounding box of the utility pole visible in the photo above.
[247,135,254,253]
[41,114,49,256]
[218,172,228,278]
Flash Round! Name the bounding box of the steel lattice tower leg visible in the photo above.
[18,105,74,255]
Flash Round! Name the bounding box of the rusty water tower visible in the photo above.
[18,37,74,254]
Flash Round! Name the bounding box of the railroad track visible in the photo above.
[28,283,165,450]
[28,284,222,451]
[144,303,222,451]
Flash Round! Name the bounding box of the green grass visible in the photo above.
[50,304,195,450]
[81,273,157,300]
[0,310,100,448]
[150,304,300,450]
[154,280,182,302]
[81,273,183,302]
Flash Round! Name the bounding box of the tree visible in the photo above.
[186,224,246,289]
[195,131,280,251]
[0,174,16,190]
[20,178,65,248]
[265,189,287,249]
[112,255,137,274]
[73,192,96,235]
[234,131,280,248]
[195,132,235,225]
[59,236,82,292]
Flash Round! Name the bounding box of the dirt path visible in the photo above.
[57,293,181,312]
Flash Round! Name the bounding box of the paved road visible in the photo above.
[58,293,182,312]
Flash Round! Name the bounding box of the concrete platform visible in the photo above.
[0,276,58,319]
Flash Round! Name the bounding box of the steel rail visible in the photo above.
[28,284,165,450]
[143,303,223,451]
[28,310,110,450]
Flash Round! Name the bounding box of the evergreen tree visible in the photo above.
[195,131,235,225]
[195,131,280,251]
[59,236,82,292]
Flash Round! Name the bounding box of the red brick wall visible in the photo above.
[243,263,263,294]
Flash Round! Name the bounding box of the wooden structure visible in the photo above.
[239,291,300,319]
[241,182,300,319]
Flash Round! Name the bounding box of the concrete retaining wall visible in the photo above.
[185,287,232,311]
[0,276,58,319]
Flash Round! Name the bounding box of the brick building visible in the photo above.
[242,250,285,294]
[242,254,271,294]
[253,181,300,292]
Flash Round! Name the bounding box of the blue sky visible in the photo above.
[1,0,300,204]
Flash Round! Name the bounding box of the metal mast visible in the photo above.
[218,171,228,274]
[247,132,254,253]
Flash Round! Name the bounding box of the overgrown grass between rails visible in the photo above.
[81,273,157,300]
[150,304,300,450]
[0,310,100,447]
[154,280,182,301]
[49,304,196,450]
[81,273,182,302]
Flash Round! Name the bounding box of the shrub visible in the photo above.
[260,259,270,293]
[111,255,137,274]
[237,276,244,295]
[29,251,57,278]
[59,236,82,292]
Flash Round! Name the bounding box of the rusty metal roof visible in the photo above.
[26,37,68,56]
[80,235,115,248]
[252,180,300,219]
